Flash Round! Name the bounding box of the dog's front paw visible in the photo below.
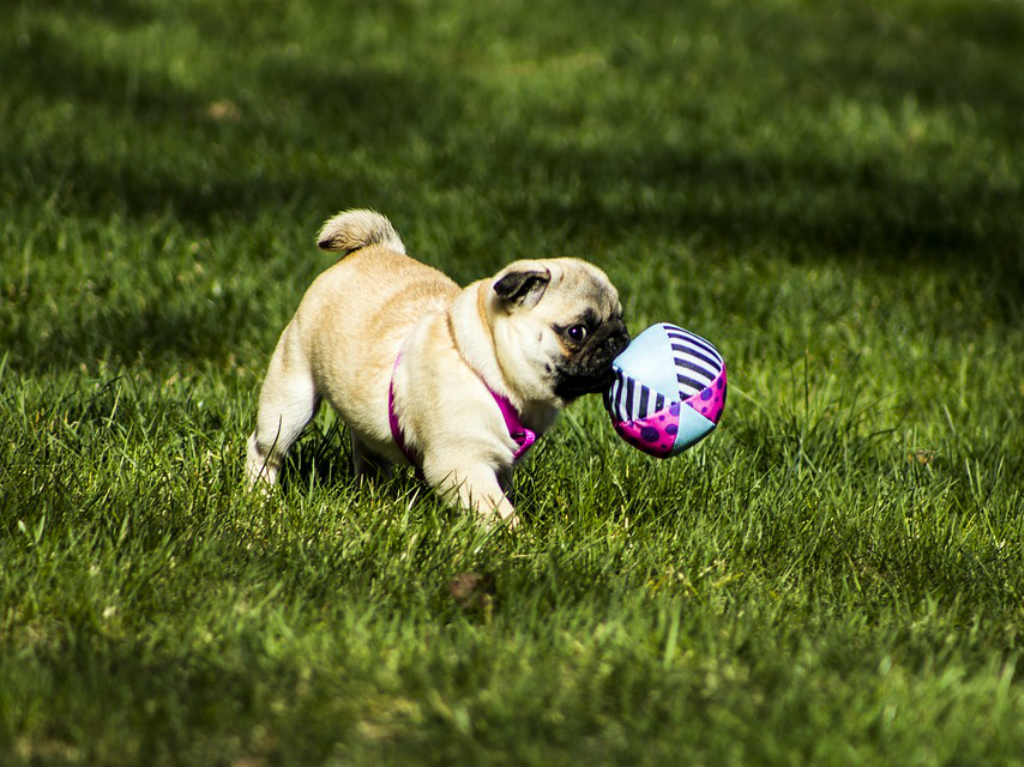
[490,508,521,531]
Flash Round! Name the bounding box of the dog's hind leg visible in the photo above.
[246,322,320,487]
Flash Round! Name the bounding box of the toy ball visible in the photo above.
[604,323,727,457]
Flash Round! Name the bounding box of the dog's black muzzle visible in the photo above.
[553,319,631,400]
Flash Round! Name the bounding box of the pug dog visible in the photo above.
[245,209,629,526]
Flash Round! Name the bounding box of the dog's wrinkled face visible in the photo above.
[489,258,630,406]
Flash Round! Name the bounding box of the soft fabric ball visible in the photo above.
[604,323,727,457]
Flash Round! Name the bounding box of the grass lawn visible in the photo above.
[3,0,1024,762]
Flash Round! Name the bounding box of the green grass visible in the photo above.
[3,0,1024,763]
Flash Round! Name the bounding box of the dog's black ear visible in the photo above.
[492,268,551,308]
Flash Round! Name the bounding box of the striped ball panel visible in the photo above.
[662,324,723,400]
[608,369,668,423]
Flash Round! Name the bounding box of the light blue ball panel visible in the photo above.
[611,324,680,401]
[673,404,717,452]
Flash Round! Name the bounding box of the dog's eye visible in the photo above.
[567,324,588,343]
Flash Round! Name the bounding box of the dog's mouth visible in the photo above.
[553,368,617,400]
[553,319,630,401]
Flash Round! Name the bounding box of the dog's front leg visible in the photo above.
[423,461,519,528]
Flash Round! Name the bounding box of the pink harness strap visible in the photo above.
[492,392,536,461]
[388,355,535,468]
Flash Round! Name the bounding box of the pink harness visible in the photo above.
[388,355,535,468]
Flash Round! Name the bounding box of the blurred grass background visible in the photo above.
[2,0,1024,763]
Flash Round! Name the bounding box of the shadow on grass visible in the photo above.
[4,23,439,225]
[488,137,1023,265]
[277,419,354,492]
[9,0,1022,253]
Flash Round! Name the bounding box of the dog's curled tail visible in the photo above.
[316,209,406,256]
